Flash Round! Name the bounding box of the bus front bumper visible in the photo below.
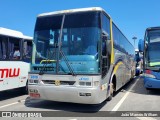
[143,77,160,89]
[28,85,105,104]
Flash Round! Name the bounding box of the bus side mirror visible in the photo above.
[138,39,144,52]
[102,32,111,55]
[102,36,111,55]
[106,40,111,55]
[102,35,108,41]
[102,30,109,40]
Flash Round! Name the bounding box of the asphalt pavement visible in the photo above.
[0,76,160,120]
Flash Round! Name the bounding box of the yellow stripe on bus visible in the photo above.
[110,19,114,64]
[113,62,123,74]
[40,60,56,64]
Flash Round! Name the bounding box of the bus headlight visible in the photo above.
[144,73,156,79]
[28,75,40,85]
[28,79,39,84]
[79,81,91,86]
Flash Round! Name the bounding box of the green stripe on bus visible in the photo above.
[150,62,160,66]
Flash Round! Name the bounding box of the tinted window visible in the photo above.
[112,23,134,56]
[102,13,110,39]
[0,36,8,60]
[35,12,100,31]
[33,11,101,74]
[23,40,32,62]
[8,37,21,60]
[0,35,22,60]
[146,29,160,66]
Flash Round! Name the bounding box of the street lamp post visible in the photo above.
[132,36,137,48]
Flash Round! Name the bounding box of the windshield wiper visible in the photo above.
[56,15,75,76]
[60,50,75,76]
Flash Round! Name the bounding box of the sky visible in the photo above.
[0,0,160,49]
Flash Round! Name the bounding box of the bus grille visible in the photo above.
[42,80,76,86]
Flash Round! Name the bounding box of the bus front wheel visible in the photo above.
[20,81,28,94]
[107,83,114,101]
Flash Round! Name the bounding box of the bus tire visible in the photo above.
[107,83,114,101]
[107,75,116,101]
[131,70,134,79]
[146,88,152,90]
[135,70,140,76]
[20,81,28,94]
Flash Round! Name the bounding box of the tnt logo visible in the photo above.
[0,68,20,79]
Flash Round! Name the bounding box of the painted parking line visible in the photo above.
[111,78,158,120]
[137,117,157,120]
[111,79,139,111]
[0,100,25,109]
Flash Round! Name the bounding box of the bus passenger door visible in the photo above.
[101,13,111,78]
[102,35,111,78]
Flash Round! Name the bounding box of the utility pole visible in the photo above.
[132,36,137,48]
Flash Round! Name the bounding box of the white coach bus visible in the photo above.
[28,7,135,104]
[0,27,32,93]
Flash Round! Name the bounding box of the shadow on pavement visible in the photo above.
[24,96,107,113]
[0,88,26,101]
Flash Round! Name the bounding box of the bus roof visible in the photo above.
[146,27,160,31]
[0,27,32,39]
[23,35,32,40]
[0,27,23,38]
[38,7,110,17]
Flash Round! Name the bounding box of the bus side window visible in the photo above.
[0,39,3,59]
[0,36,8,60]
[23,40,32,62]
[8,37,21,60]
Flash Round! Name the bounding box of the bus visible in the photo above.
[139,27,160,89]
[28,7,135,104]
[0,27,32,93]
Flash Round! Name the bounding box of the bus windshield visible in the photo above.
[33,11,101,74]
[146,29,160,67]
